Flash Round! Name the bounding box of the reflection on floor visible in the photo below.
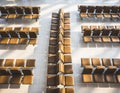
[0,0,120,93]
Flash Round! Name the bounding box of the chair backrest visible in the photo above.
[0,32,9,38]
[83,29,91,36]
[10,68,22,76]
[24,7,32,14]
[111,6,119,13]
[95,6,103,13]
[22,69,33,75]
[80,6,87,13]
[103,6,111,13]
[9,31,19,38]
[29,32,37,38]
[102,29,111,36]
[0,7,8,14]
[82,66,93,74]
[105,66,117,74]
[32,7,40,14]
[93,66,105,74]
[92,29,101,36]
[110,29,119,36]
[16,7,24,14]
[0,68,10,76]
[88,6,95,13]
[6,7,16,14]
[19,32,28,38]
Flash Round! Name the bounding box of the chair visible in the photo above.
[49,38,59,45]
[23,7,32,19]
[104,66,117,83]
[102,58,112,67]
[10,68,23,84]
[16,7,24,19]
[6,7,16,19]
[111,6,119,19]
[92,29,102,42]
[0,32,10,44]
[79,6,88,19]
[59,28,70,38]
[82,66,93,83]
[59,34,70,45]
[59,53,72,63]
[0,68,11,84]
[0,7,8,19]
[9,31,19,44]
[48,53,59,63]
[28,32,37,45]
[4,59,14,67]
[59,44,71,54]
[32,7,40,21]
[93,66,105,83]
[47,75,65,86]
[91,58,101,67]
[95,6,103,18]
[65,75,74,86]
[19,32,29,44]
[22,69,33,84]
[83,29,92,43]
[60,20,70,30]
[112,58,120,67]
[26,59,36,68]
[49,45,59,54]
[103,6,111,18]
[50,30,59,38]
[110,29,120,43]
[81,58,91,67]
[87,6,95,18]
[101,29,111,42]
[15,59,25,67]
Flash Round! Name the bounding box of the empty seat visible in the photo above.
[111,6,119,19]
[4,59,14,67]
[0,68,11,84]
[32,7,40,21]
[24,7,32,19]
[19,32,28,44]
[10,68,23,84]
[93,66,105,83]
[103,6,111,18]
[49,45,59,54]
[26,59,35,68]
[0,32,10,44]
[83,29,92,42]
[112,58,120,67]
[95,6,103,18]
[6,7,16,19]
[82,66,93,83]
[16,7,24,19]
[92,29,102,42]
[15,59,25,67]
[101,29,111,42]
[110,29,120,42]
[9,31,19,44]
[91,58,101,67]
[22,69,33,84]
[48,53,59,63]
[79,6,88,19]
[59,34,70,45]
[28,32,37,45]
[0,7,8,19]
[81,58,91,67]
[87,6,95,17]
[102,58,112,67]
[104,66,117,83]
[59,53,72,63]
[59,44,71,54]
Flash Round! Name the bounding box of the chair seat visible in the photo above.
[65,76,74,86]
[29,39,37,45]
[24,15,32,19]
[22,76,33,84]
[64,18,70,24]
[103,14,111,18]
[94,74,104,83]
[64,55,71,63]
[87,13,95,17]
[111,37,120,43]
[0,76,10,84]
[64,65,73,74]
[9,38,19,44]
[93,37,102,42]
[10,76,23,84]
[102,36,111,42]
[0,38,9,44]
[111,14,119,18]
[0,15,8,18]
[19,38,28,44]
[82,74,93,83]
[32,14,39,19]
[105,75,116,83]
[95,14,103,18]
[83,36,92,43]
[16,14,23,19]
[52,19,58,24]
[7,14,16,19]
[80,13,88,18]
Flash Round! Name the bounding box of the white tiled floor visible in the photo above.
[0,0,120,93]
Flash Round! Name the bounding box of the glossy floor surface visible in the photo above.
[0,0,120,93]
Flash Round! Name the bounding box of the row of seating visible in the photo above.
[78,5,120,20]
[82,26,120,43]
[47,9,74,93]
[0,30,37,45]
[81,58,120,67]
[0,27,39,34]
[82,66,120,83]
[0,6,40,21]
[81,25,120,31]
[0,59,35,68]
[48,9,71,64]
[0,67,33,84]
